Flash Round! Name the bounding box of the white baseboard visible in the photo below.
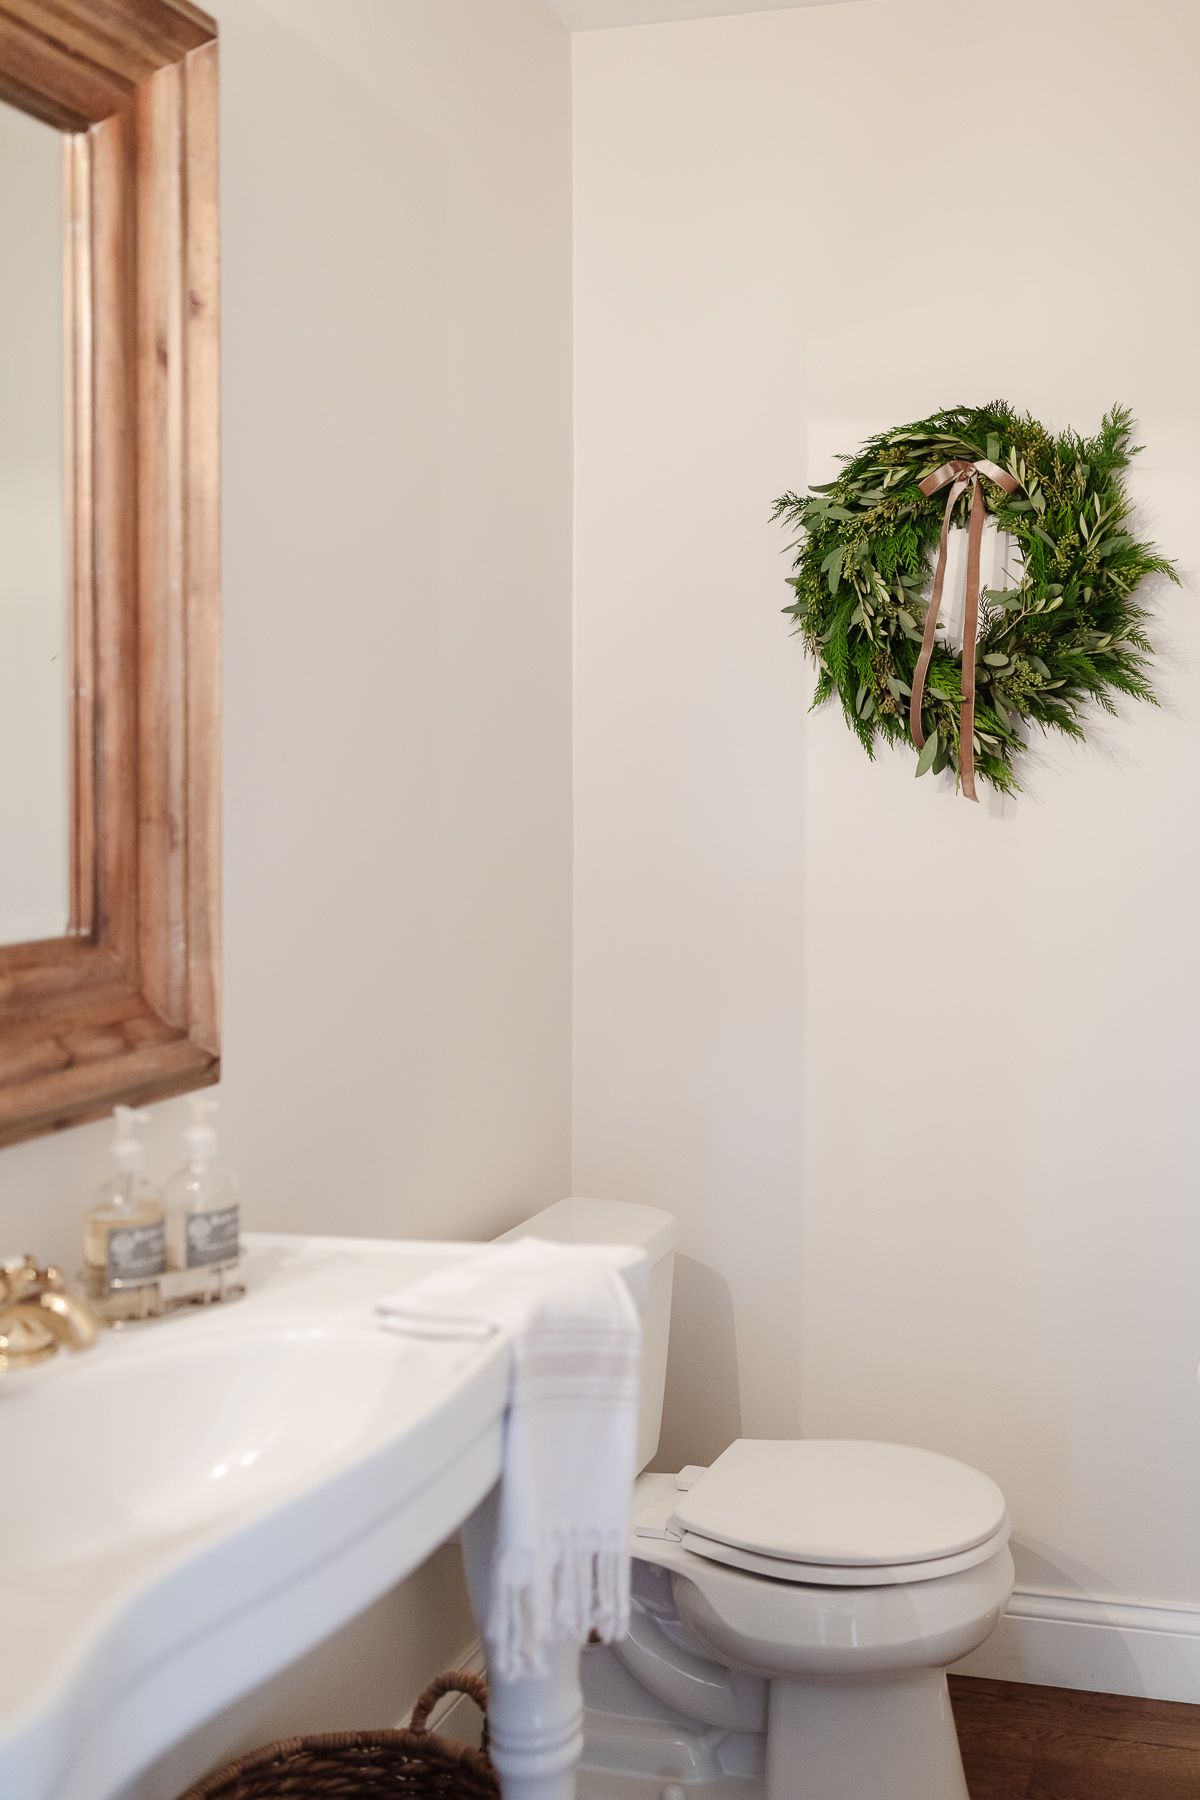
[953,1587,1200,1704]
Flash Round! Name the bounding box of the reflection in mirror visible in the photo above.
[0,98,67,947]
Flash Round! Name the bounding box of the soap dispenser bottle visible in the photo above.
[165,1097,241,1277]
[84,1106,167,1291]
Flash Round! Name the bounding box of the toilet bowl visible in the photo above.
[505,1200,1013,1800]
[613,1454,1013,1800]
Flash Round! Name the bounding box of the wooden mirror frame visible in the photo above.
[0,0,219,1147]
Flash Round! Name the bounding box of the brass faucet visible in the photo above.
[0,1256,101,1372]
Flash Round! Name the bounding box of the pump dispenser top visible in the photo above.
[112,1105,151,1173]
[182,1096,219,1167]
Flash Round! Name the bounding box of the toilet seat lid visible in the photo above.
[673,1440,1008,1570]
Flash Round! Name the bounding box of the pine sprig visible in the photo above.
[774,402,1179,793]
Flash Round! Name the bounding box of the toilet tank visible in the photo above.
[498,1197,679,1471]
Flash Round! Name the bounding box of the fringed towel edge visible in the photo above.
[486,1531,632,1681]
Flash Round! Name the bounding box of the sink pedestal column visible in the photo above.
[462,1492,584,1800]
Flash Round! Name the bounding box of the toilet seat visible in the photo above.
[669,1440,1010,1589]
[675,1518,1012,1586]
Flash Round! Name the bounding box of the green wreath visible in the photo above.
[773,403,1177,796]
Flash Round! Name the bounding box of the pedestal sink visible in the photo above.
[0,1233,639,1800]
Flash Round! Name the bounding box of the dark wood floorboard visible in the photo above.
[951,1677,1200,1800]
[959,1750,1034,1800]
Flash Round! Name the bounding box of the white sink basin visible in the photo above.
[0,1235,513,1800]
[15,1321,438,1555]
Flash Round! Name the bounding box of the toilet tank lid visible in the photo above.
[499,1196,679,1262]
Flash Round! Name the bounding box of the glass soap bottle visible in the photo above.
[165,1097,241,1276]
[84,1106,167,1292]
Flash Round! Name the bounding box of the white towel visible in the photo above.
[377,1238,641,1681]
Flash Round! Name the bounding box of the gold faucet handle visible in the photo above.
[0,1258,100,1369]
[0,1256,62,1302]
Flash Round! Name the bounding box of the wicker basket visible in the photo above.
[179,1670,498,1800]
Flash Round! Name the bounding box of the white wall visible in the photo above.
[573,0,1200,1696]
[0,100,69,945]
[0,0,573,1779]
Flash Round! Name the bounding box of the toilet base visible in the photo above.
[575,1673,969,1800]
[577,1578,990,1800]
[577,1773,759,1800]
[766,1670,968,1800]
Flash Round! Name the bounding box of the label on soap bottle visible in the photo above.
[106,1220,167,1286]
[185,1204,240,1268]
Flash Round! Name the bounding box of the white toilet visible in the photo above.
[505,1198,1014,1800]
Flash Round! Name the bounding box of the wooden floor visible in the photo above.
[951,1676,1200,1799]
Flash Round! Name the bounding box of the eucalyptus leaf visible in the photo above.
[915,731,939,778]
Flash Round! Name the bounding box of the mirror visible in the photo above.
[0,0,220,1148]
[0,98,68,946]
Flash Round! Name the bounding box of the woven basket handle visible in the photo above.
[410,1668,491,1756]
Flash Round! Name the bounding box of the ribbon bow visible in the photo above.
[909,456,1020,801]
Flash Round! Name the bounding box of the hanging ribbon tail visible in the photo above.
[908,467,970,752]
[908,456,1021,800]
[959,479,987,801]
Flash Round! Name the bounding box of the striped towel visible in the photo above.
[377,1238,641,1679]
